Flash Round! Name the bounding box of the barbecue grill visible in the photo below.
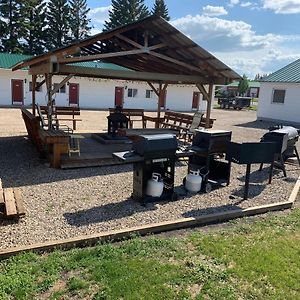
[226,142,277,200]
[189,130,232,192]
[107,106,129,137]
[260,125,300,176]
[267,125,299,163]
[113,134,178,203]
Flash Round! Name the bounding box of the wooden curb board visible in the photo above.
[0,175,299,259]
[0,188,25,219]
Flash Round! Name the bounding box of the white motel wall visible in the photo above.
[257,82,300,125]
[0,68,208,112]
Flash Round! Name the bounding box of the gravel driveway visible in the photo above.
[0,108,299,249]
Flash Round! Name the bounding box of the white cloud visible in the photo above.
[263,0,300,14]
[171,14,300,78]
[88,5,111,26]
[203,5,228,16]
[240,2,252,8]
[171,15,292,51]
[228,0,240,7]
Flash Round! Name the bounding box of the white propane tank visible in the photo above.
[185,170,202,193]
[146,173,164,197]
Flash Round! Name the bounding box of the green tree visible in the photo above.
[46,0,70,50]
[23,0,47,54]
[152,0,170,21]
[104,0,150,31]
[238,74,249,96]
[69,0,91,42]
[0,0,27,53]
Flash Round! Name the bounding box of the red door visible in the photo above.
[160,90,167,108]
[115,87,124,107]
[192,92,200,109]
[11,79,24,105]
[69,83,79,106]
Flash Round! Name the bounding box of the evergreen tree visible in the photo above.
[238,74,249,96]
[152,0,170,21]
[69,0,91,42]
[23,0,47,54]
[46,0,70,50]
[104,0,150,31]
[0,0,27,53]
[0,18,5,51]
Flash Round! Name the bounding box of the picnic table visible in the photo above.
[39,129,70,168]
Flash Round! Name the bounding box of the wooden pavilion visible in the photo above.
[12,16,241,129]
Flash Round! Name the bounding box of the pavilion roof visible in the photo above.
[12,16,241,85]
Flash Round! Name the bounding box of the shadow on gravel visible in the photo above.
[63,199,158,226]
[0,135,132,188]
[234,120,275,130]
[237,166,283,183]
[182,204,241,218]
[231,184,266,200]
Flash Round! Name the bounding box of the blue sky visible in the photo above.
[86,0,300,78]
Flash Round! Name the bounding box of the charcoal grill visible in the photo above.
[113,134,178,203]
[189,130,232,192]
[226,142,277,200]
[107,106,129,137]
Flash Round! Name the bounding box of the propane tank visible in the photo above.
[146,173,164,197]
[185,169,202,193]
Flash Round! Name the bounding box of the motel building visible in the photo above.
[0,53,208,112]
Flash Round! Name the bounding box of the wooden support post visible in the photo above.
[32,74,36,116]
[45,73,53,130]
[205,83,214,129]
[156,83,163,128]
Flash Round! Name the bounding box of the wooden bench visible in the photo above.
[0,188,25,219]
[21,108,45,154]
[159,111,216,142]
[109,108,146,128]
[40,106,82,130]
[161,111,215,130]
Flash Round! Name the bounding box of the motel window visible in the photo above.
[146,89,155,99]
[60,84,66,93]
[128,88,138,98]
[29,81,42,92]
[272,89,285,104]
[53,83,66,93]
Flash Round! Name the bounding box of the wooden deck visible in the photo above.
[60,133,132,169]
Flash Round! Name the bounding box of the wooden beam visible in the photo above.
[205,83,214,129]
[32,74,36,116]
[50,75,73,97]
[196,84,209,101]
[115,33,143,49]
[45,73,53,130]
[58,49,151,64]
[147,82,159,96]
[57,65,207,84]
[149,51,204,73]
[28,62,52,75]
[36,78,45,89]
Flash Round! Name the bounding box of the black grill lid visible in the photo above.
[133,134,178,156]
[107,112,129,122]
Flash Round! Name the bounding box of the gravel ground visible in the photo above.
[0,107,299,249]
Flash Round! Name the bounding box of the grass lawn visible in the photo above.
[0,208,300,300]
